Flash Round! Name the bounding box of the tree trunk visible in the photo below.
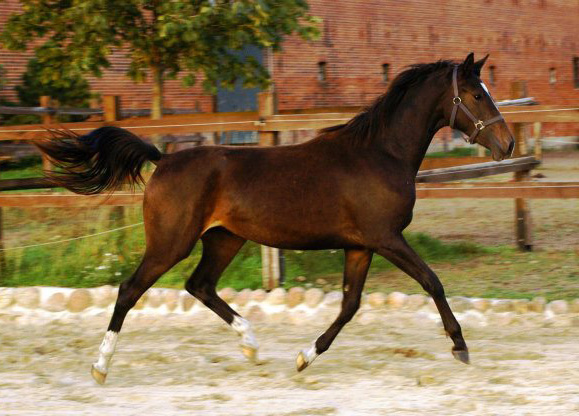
[151,66,164,120]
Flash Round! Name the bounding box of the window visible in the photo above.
[574,57,579,88]
[382,63,390,83]
[489,65,496,86]
[318,61,327,82]
[549,67,556,85]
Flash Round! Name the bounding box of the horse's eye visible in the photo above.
[474,94,482,100]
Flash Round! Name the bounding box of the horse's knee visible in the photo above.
[115,279,143,310]
[422,275,445,299]
[185,279,213,303]
[336,297,361,325]
[184,279,199,297]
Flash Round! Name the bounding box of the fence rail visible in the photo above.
[0,106,103,116]
[1,89,578,286]
[415,182,579,199]
[1,106,578,141]
[0,110,260,140]
[415,156,541,182]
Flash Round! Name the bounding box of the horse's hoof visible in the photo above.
[91,365,107,385]
[452,348,470,365]
[241,345,258,362]
[296,351,309,372]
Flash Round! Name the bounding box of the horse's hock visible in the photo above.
[1,286,578,328]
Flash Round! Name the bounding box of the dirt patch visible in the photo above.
[1,312,578,415]
[411,153,579,250]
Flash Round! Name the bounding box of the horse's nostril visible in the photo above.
[507,140,515,155]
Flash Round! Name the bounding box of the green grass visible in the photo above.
[0,155,42,172]
[0,200,494,292]
[363,248,578,300]
[425,147,480,158]
[0,217,489,291]
[3,206,576,301]
[0,166,43,180]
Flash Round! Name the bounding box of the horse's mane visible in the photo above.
[320,60,454,145]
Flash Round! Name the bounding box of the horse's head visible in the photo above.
[445,53,515,161]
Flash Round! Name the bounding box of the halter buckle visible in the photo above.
[475,120,485,130]
[452,96,462,105]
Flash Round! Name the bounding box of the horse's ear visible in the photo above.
[461,52,475,75]
[473,54,489,77]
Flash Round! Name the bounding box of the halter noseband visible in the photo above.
[449,65,504,144]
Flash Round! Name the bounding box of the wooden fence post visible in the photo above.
[211,95,221,145]
[533,122,542,161]
[103,95,120,122]
[258,91,282,290]
[511,81,533,251]
[258,92,278,147]
[39,96,54,172]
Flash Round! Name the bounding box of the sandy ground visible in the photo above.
[1,310,578,416]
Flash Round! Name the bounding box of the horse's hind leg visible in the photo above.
[91,248,192,384]
[297,248,373,371]
[184,228,259,361]
[378,234,469,364]
[91,214,198,384]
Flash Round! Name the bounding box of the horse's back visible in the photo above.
[144,142,366,248]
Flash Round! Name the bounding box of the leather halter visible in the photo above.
[449,65,504,144]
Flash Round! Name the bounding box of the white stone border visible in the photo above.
[0,286,578,328]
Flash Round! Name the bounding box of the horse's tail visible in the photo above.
[35,126,162,195]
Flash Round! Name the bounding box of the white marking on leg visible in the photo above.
[299,341,319,367]
[231,316,259,350]
[93,331,118,375]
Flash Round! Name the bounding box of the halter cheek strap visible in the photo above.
[449,65,504,144]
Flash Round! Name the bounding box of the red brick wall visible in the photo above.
[1,0,578,136]
[273,0,579,137]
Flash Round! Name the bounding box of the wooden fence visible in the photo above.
[1,86,578,287]
[1,105,579,141]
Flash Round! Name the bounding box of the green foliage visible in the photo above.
[0,64,6,90]
[0,55,91,124]
[16,57,92,108]
[1,200,488,290]
[0,0,321,97]
[425,147,478,158]
[0,161,42,179]
[0,113,42,126]
[3,56,93,124]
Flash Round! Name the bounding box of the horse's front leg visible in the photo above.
[377,234,469,364]
[296,248,372,371]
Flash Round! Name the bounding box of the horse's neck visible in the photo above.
[378,81,447,175]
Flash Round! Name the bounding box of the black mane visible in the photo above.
[321,60,454,144]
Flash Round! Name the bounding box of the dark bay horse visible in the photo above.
[37,53,514,384]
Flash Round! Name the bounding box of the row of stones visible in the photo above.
[0,286,578,315]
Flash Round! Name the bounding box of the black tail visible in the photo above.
[36,127,162,195]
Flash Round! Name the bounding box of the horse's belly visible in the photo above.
[217,210,362,250]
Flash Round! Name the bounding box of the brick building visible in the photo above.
[1,0,578,138]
